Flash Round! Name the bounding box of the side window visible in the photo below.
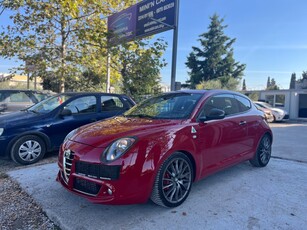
[235,95,251,112]
[65,96,97,114]
[198,94,240,118]
[101,96,124,111]
[9,92,32,102]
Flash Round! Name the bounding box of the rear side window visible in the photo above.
[235,95,251,112]
[101,96,124,111]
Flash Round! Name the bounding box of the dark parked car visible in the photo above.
[0,89,52,114]
[0,92,135,165]
[57,90,273,207]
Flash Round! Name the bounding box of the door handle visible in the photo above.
[239,121,247,126]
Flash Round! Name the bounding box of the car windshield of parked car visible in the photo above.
[124,93,202,119]
[27,94,72,114]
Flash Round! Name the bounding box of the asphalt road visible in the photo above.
[8,122,307,230]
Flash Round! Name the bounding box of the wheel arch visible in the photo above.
[176,150,197,182]
[7,131,52,158]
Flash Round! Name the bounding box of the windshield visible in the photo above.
[124,93,203,119]
[27,94,72,114]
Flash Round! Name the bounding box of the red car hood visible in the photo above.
[70,116,182,148]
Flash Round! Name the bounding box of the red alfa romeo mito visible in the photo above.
[57,90,272,207]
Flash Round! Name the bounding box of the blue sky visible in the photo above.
[157,0,307,90]
[1,0,307,90]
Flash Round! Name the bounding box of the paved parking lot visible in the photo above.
[8,122,307,230]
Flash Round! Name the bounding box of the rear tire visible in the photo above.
[250,134,272,167]
[11,135,46,165]
[151,152,193,207]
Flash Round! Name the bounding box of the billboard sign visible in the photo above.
[136,0,176,38]
[107,6,137,45]
[108,0,177,45]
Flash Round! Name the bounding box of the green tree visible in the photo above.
[0,0,167,93]
[289,73,296,89]
[0,0,91,92]
[298,71,307,83]
[196,80,221,90]
[116,39,167,100]
[242,79,246,91]
[266,77,279,90]
[266,76,271,88]
[185,14,245,89]
[297,71,307,89]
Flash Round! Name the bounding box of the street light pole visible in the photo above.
[106,50,111,93]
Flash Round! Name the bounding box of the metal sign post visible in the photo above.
[106,50,111,93]
[171,0,179,91]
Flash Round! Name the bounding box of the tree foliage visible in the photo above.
[0,0,166,94]
[298,71,307,83]
[242,79,246,91]
[186,14,245,89]
[0,0,92,92]
[266,77,279,90]
[115,39,167,100]
[289,73,296,89]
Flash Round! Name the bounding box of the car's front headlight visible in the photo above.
[0,128,4,136]
[102,137,136,162]
[64,128,79,143]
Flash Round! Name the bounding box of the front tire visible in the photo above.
[250,134,272,167]
[11,135,46,165]
[151,152,193,207]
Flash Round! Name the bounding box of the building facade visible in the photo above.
[245,89,307,121]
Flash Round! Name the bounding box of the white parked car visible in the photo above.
[253,101,289,122]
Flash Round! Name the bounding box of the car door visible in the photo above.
[46,95,99,148]
[45,95,133,149]
[195,94,248,176]
[235,94,259,152]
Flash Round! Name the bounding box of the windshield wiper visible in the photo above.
[27,109,40,114]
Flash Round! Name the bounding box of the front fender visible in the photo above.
[7,131,52,154]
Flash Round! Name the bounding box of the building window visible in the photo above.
[265,95,274,106]
[275,94,285,107]
[265,94,285,107]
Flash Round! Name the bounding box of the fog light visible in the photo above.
[107,188,113,195]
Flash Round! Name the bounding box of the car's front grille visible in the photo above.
[62,149,75,184]
[284,114,289,119]
[75,161,121,180]
[74,178,101,196]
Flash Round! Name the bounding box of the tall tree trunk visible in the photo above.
[59,15,66,93]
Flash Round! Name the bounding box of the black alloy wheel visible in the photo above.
[250,134,272,167]
[151,152,193,207]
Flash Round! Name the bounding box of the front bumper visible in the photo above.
[0,136,11,157]
[57,140,156,205]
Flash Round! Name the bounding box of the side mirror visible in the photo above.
[207,108,225,120]
[60,108,72,117]
[198,108,225,122]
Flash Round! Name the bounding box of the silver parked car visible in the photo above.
[253,101,289,122]
[0,89,53,114]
